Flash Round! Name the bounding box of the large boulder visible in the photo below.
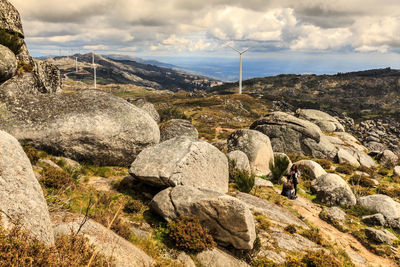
[296,109,345,132]
[311,173,356,206]
[364,227,398,245]
[0,90,160,166]
[0,0,24,37]
[160,119,198,142]
[250,112,336,159]
[130,136,228,193]
[150,186,256,250]
[336,149,360,167]
[227,150,251,173]
[227,129,274,176]
[319,207,347,230]
[196,248,250,267]
[0,130,54,245]
[0,44,17,82]
[378,150,398,168]
[358,194,400,219]
[295,160,327,180]
[133,98,160,123]
[33,59,62,93]
[51,212,155,267]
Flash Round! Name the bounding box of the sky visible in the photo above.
[8,0,400,80]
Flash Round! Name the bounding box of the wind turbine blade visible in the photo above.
[227,45,240,53]
[240,48,249,54]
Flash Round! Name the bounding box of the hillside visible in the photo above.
[211,68,400,122]
[47,53,220,91]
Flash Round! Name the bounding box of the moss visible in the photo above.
[300,227,324,245]
[0,29,23,55]
[302,250,341,267]
[254,213,272,231]
[250,256,279,266]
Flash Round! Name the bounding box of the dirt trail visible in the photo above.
[292,195,396,267]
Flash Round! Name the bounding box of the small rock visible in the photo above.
[160,119,198,142]
[365,227,398,245]
[295,159,327,180]
[196,248,250,267]
[177,252,196,267]
[337,149,360,168]
[319,207,346,230]
[254,177,273,188]
[362,213,386,226]
[378,150,399,168]
[38,159,62,170]
[393,166,400,177]
[0,44,17,83]
[227,150,251,173]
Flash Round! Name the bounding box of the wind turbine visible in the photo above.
[228,45,249,94]
[92,52,97,89]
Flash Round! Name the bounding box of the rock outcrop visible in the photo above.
[311,173,356,206]
[394,166,400,177]
[358,194,400,220]
[364,227,398,245]
[227,150,251,173]
[250,112,336,159]
[0,45,17,82]
[51,212,155,267]
[227,129,274,176]
[378,150,398,168]
[150,186,256,250]
[196,248,250,267]
[159,119,198,142]
[337,148,360,167]
[130,136,228,193]
[133,98,160,123]
[295,160,327,180]
[0,130,54,245]
[296,109,345,132]
[362,213,386,226]
[250,112,377,168]
[0,0,61,94]
[0,90,160,166]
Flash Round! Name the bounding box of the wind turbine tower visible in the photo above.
[228,45,249,94]
[75,57,78,73]
[92,52,97,89]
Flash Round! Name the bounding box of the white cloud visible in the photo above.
[83,45,109,50]
[7,0,400,55]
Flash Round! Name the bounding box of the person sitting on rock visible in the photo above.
[288,164,300,198]
[281,179,294,199]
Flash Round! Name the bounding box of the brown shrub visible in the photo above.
[250,256,279,266]
[0,224,114,266]
[348,175,376,188]
[22,145,40,164]
[16,61,34,76]
[300,227,323,245]
[315,159,332,170]
[284,224,297,234]
[41,167,74,189]
[166,215,216,252]
[335,164,355,175]
[123,199,144,213]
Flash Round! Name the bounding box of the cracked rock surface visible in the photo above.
[150,186,256,250]
[130,136,228,193]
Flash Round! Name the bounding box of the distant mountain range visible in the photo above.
[43,54,221,91]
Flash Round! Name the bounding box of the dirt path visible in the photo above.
[291,194,396,267]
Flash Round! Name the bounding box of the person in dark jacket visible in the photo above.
[288,164,300,198]
[281,179,294,199]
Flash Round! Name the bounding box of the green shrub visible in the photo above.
[284,224,297,234]
[166,215,215,252]
[158,108,189,122]
[123,199,143,213]
[22,145,40,164]
[348,175,376,188]
[315,159,332,170]
[41,167,74,189]
[254,214,271,231]
[302,250,341,267]
[0,29,23,55]
[250,256,279,266]
[269,154,290,184]
[232,170,255,193]
[285,255,305,267]
[335,164,355,175]
[300,227,323,245]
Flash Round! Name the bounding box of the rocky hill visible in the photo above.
[47,54,219,91]
[211,68,400,122]
[2,0,400,266]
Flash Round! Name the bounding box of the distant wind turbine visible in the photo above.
[228,45,249,94]
[92,52,97,89]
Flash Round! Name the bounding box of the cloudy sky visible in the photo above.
[9,0,400,77]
